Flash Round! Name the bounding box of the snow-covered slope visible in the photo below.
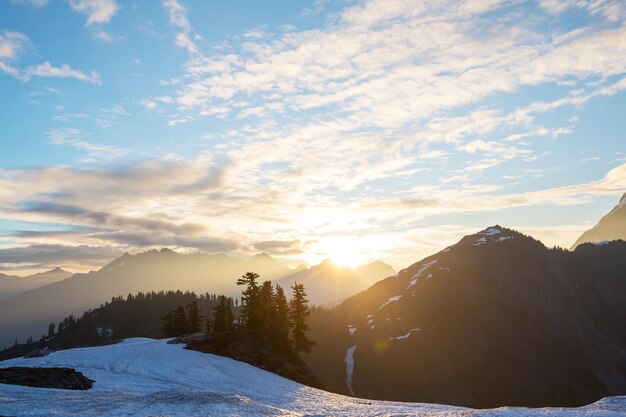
[1,338,625,416]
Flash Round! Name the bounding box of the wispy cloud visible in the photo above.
[0,30,30,78]
[10,0,49,7]
[25,61,101,84]
[45,128,126,161]
[67,0,119,26]
[162,0,198,55]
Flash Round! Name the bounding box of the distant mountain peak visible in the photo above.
[252,252,272,259]
[572,193,626,249]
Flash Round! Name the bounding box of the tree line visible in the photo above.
[161,272,314,353]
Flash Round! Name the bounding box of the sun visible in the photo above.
[318,238,369,268]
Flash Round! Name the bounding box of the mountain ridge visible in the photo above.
[0,249,393,347]
[0,267,72,302]
[572,192,626,249]
[304,225,626,408]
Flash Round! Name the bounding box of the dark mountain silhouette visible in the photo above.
[276,259,395,306]
[0,267,72,301]
[572,192,626,248]
[0,290,230,357]
[1,289,320,390]
[304,226,626,408]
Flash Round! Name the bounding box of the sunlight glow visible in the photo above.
[312,237,371,268]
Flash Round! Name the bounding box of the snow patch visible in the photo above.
[347,325,357,336]
[472,237,487,246]
[378,295,403,311]
[96,327,113,338]
[496,236,513,242]
[388,328,421,341]
[345,345,357,396]
[594,241,610,246]
[407,260,438,288]
[441,243,456,253]
[480,227,501,236]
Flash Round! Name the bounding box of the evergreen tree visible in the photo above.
[258,280,275,329]
[237,272,261,329]
[205,308,211,334]
[172,306,188,336]
[290,283,315,353]
[225,297,234,331]
[185,301,202,333]
[161,311,176,337]
[47,322,56,338]
[212,295,228,334]
[272,284,291,349]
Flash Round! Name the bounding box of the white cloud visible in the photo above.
[243,28,268,39]
[162,0,198,54]
[93,28,115,43]
[10,0,49,6]
[539,0,625,21]
[0,31,30,78]
[67,0,119,26]
[45,128,126,161]
[25,61,101,84]
[0,31,30,61]
[0,61,20,78]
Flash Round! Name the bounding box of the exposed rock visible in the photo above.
[187,332,323,389]
[167,332,206,344]
[23,346,53,358]
[0,366,93,390]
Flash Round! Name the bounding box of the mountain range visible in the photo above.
[304,225,626,408]
[276,259,396,307]
[0,267,72,302]
[1,192,625,409]
[0,251,394,348]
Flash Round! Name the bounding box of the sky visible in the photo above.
[0,0,625,275]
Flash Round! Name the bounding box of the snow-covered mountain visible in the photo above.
[305,226,626,408]
[572,192,626,248]
[0,267,72,301]
[1,337,624,417]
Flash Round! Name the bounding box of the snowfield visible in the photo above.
[1,338,625,416]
